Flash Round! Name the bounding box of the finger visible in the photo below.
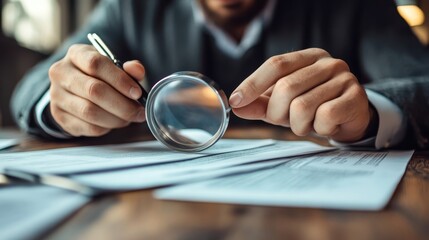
[123,60,145,82]
[261,85,274,97]
[50,106,111,137]
[52,86,134,129]
[54,65,145,123]
[67,44,142,100]
[288,73,350,136]
[230,48,330,108]
[265,57,344,126]
[232,95,270,120]
[313,84,367,139]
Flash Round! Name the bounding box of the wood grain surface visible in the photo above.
[3,126,428,240]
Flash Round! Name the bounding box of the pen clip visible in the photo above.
[87,33,148,105]
[87,33,121,66]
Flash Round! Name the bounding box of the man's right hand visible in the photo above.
[48,44,146,137]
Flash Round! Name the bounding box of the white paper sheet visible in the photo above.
[0,139,274,174]
[0,185,90,240]
[0,139,18,150]
[155,150,414,210]
[68,141,332,190]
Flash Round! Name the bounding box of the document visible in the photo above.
[155,150,414,210]
[67,141,332,190]
[0,139,274,174]
[0,139,18,150]
[0,184,90,240]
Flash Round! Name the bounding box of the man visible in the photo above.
[11,0,429,149]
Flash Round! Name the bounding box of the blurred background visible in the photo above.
[0,0,98,127]
[0,0,428,128]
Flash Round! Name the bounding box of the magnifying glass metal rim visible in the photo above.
[145,71,231,152]
[87,33,230,152]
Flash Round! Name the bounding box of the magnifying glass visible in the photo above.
[87,33,230,152]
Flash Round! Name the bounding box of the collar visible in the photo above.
[192,0,277,58]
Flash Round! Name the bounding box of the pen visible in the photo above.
[3,168,107,197]
[87,33,148,105]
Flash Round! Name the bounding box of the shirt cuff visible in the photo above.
[367,89,406,149]
[35,90,71,139]
[330,89,406,149]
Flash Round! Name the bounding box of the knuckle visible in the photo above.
[293,51,305,61]
[315,125,336,137]
[48,61,63,82]
[87,126,108,137]
[345,84,366,105]
[49,86,61,101]
[275,78,296,94]
[318,105,337,123]
[67,44,80,56]
[267,117,283,126]
[266,112,287,126]
[87,80,105,100]
[67,44,85,61]
[328,59,349,74]
[60,75,76,94]
[50,105,64,124]
[340,72,357,86]
[267,55,289,71]
[80,102,98,121]
[290,99,312,136]
[349,84,366,98]
[290,97,309,113]
[68,44,88,56]
[85,52,104,75]
[308,48,330,57]
[291,125,310,137]
[65,74,81,90]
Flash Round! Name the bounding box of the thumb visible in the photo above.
[229,73,274,108]
[123,60,146,82]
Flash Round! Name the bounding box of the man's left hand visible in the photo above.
[229,48,373,142]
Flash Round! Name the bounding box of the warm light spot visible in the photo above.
[397,5,425,27]
[1,0,61,52]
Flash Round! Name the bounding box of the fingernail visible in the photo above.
[135,109,146,122]
[229,91,243,107]
[129,87,141,100]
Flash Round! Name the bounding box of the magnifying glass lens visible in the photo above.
[146,73,229,152]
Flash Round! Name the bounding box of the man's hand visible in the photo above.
[229,48,372,142]
[48,44,146,137]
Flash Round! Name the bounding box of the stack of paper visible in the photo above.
[0,139,277,173]
[0,138,415,240]
[67,140,330,190]
[0,138,336,239]
[155,150,414,210]
[0,139,332,191]
[0,184,90,240]
[0,140,413,210]
[0,138,415,239]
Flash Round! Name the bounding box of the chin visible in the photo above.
[204,0,256,13]
[211,0,248,7]
[199,0,267,25]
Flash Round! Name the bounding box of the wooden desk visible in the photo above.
[4,127,429,240]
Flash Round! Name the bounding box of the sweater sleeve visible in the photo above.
[358,0,429,149]
[10,0,128,137]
